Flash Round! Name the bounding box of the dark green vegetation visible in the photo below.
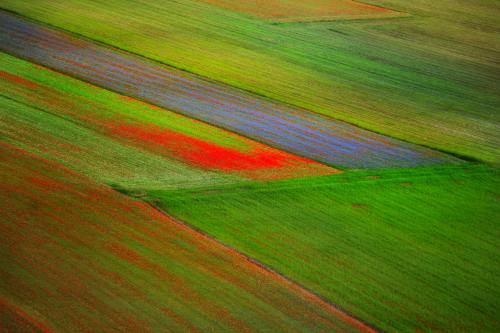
[2,0,498,162]
[150,165,500,332]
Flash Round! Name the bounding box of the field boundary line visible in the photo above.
[145,201,381,333]
[145,164,491,200]
[0,8,475,164]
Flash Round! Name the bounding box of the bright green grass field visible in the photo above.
[149,165,500,332]
[2,0,499,163]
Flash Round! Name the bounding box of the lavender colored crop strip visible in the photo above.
[0,11,459,168]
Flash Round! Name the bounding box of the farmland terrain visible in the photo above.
[0,142,370,332]
[197,0,406,22]
[148,165,500,332]
[0,52,337,187]
[0,0,499,332]
[1,0,498,162]
[0,11,457,169]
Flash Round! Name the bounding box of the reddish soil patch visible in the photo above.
[199,0,400,21]
[0,70,39,89]
[0,297,55,333]
[352,203,368,209]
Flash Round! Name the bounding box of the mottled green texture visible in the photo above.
[2,0,498,162]
[152,165,500,332]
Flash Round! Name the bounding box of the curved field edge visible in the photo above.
[0,141,366,333]
[0,1,498,163]
[147,164,500,332]
[0,52,337,185]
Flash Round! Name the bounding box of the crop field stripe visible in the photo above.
[2,1,498,163]
[150,164,495,199]
[0,10,459,169]
[148,203,379,333]
[0,10,449,168]
[198,0,406,22]
[0,141,367,332]
[1,52,338,181]
[0,17,435,164]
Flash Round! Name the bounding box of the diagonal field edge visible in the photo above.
[145,200,381,333]
[0,10,460,169]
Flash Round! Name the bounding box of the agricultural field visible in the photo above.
[0,52,336,186]
[0,142,367,332]
[1,0,498,162]
[149,165,500,332]
[0,11,457,169]
[1,0,499,333]
[197,0,406,22]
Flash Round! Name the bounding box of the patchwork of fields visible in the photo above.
[1,0,498,162]
[0,11,458,169]
[1,0,499,332]
[0,142,369,332]
[1,52,337,186]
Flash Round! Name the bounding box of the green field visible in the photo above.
[149,165,500,332]
[0,142,364,332]
[2,0,499,162]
